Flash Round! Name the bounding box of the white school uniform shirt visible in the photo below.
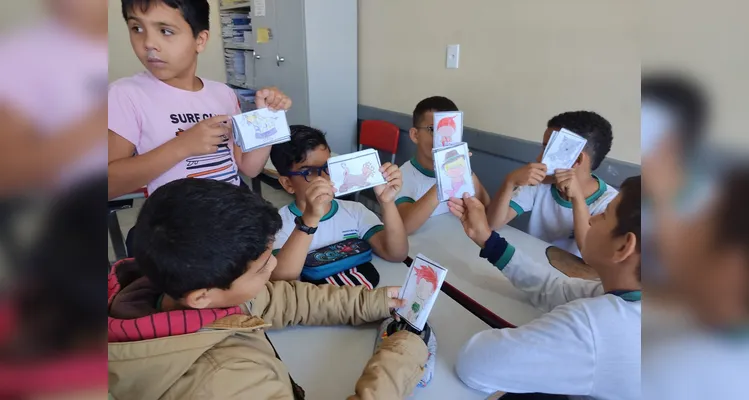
[456,245,641,400]
[395,157,450,216]
[510,175,618,257]
[272,199,384,252]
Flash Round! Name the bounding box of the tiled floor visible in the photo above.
[107,180,294,262]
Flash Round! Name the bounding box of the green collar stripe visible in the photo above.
[289,200,339,222]
[551,175,607,208]
[410,157,435,178]
[395,196,416,205]
[607,290,642,302]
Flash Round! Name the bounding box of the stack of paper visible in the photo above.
[231,108,291,153]
[541,128,588,175]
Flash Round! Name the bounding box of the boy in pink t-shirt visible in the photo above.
[108,0,291,199]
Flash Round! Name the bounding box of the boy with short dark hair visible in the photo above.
[487,111,618,257]
[107,178,428,399]
[107,0,291,200]
[450,176,642,399]
[396,96,490,235]
[269,125,408,281]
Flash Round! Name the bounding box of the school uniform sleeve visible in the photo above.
[456,301,596,396]
[248,281,391,328]
[509,185,538,215]
[353,202,385,242]
[395,168,418,205]
[108,82,142,146]
[482,232,603,312]
[271,208,293,255]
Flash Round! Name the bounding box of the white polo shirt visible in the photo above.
[456,245,641,400]
[510,175,619,256]
[395,158,450,217]
[273,199,384,252]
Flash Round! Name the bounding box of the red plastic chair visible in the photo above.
[357,120,400,202]
[358,120,400,164]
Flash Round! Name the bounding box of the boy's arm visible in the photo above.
[369,163,409,261]
[456,302,596,395]
[249,281,393,327]
[472,173,491,207]
[396,185,440,235]
[234,145,272,178]
[571,195,591,252]
[487,163,546,229]
[347,331,428,400]
[369,201,409,262]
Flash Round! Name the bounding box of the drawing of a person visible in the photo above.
[435,115,457,147]
[441,149,470,199]
[407,264,440,323]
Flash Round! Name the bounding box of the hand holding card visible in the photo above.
[396,254,448,331]
[328,149,387,197]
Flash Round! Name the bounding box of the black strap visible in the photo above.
[264,332,306,400]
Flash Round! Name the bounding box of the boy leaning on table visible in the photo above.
[449,176,642,400]
[107,178,429,400]
[269,125,409,281]
[486,111,618,258]
[396,96,491,234]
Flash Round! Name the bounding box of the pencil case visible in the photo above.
[302,239,373,281]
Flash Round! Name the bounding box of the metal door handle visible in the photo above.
[276,55,285,66]
[254,51,261,60]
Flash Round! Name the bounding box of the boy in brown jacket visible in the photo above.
[107,178,428,399]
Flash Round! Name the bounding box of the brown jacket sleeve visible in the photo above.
[249,281,391,328]
[347,331,429,400]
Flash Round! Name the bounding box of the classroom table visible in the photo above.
[266,257,488,400]
[407,213,569,326]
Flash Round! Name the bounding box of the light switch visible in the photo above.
[446,44,460,69]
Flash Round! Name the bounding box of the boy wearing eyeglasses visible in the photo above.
[397,96,491,235]
[268,125,409,281]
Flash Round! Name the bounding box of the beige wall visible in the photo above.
[108,0,226,82]
[359,0,641,164]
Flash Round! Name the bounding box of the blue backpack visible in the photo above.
[301,239,373,281]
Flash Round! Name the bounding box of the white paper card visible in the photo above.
[253,0,266,16]
[328,149,387,197]
[397,254,448,331]
[433,142,475,202]
[231,108,291,153]
[433,111,464,149]
[540,128,587,175]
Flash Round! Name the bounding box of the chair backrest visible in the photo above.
[359,120,400,155]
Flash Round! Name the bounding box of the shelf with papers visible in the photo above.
[220,2,252,11]
[224,44,254,51]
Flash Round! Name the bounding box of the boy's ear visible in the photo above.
[409,128,419,145]
[613,232,638,265]
[573,152,586,168]
[195,30,210,53]
[278,176,295,194]
[184,288,212,309]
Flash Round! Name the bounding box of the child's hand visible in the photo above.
[176,115,232,157]
[448,194,492,247]
[374,163,402,204]
[302,177,334,226]
[507,163,547,187]
[385,286,406,311]
[555,169,583,199]
[254,87,292,111]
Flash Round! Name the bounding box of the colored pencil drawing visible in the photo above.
[406,264,440,322]
[231,108,291,152]
[338,162,376,193]
[433,143,475,202]
[243,113,278,139]
[397,254,448,331]
[433,111,463,149]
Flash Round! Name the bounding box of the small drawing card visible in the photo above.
[231,108,291,153]
[396,254,448,331]
[433,142,475,202]
[433,111,464,149]
[328,148,387,197]
[541,128,587,175]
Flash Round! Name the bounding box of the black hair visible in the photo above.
[641,73,708,153]
[412,96,459,127]
[121,0,210,37]
[613,175,642,280]
[270,125,329,177]
[547,111,613,171]
[133,178,281,299]
[716,166,749,259]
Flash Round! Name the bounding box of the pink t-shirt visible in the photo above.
[108,71,242,195]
